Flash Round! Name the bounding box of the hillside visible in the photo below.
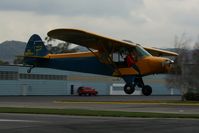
[0,41,26,63]
[0,41,87,64]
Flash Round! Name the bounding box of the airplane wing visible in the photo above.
[144,47,178,56]
[47,29,178,56]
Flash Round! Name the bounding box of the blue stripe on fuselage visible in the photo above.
[40,56,114,76]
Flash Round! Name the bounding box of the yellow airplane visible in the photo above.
[24,29,178,96]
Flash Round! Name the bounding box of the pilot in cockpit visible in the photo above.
[124,49,141,75]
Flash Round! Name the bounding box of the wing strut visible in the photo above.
[86,39,122,76]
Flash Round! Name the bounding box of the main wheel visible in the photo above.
[142,85,152,96]
[124,83,135,94]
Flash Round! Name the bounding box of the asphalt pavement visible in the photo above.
[0,113,199,133]
[0,96,199,133]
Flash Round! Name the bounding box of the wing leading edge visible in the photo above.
[47,29,178,56]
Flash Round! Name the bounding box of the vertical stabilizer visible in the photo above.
[24,34,48,57]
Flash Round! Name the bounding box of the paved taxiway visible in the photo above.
[0,96,199,114]
[0,113,199,133]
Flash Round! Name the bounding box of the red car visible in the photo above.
[77,87,98,96]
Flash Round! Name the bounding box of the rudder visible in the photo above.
[24,34,49,66]
[24,34,48,57]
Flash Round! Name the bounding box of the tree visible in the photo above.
[193,38,199,63]
[166,34,192,101]
[166,34,199,100]
[13,56,24,65]
[190,40,199,93]
[45,37,79,54]
[0,59,9,65]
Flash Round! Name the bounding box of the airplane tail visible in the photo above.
[24,34,49,66]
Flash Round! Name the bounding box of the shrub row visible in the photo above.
[184,92,199,101]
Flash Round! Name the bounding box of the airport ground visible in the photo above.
[0,95,199,114]
[0,113,199,133]
[0,95,199,133]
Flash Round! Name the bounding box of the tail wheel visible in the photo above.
[27,65,35,73]
[27,68,31,73]
[124,83,135,94]
[142,85,152,96]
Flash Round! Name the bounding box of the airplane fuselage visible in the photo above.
[30,51,171,77]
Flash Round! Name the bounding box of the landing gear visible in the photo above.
[124,83,135,94]
[142,85,152,96]
[123,76,153,96]
[27,66,35,73]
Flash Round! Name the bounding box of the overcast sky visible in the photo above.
[0,0,198,48]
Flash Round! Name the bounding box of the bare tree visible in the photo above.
[45,37,79,54]
[45,36,56,44]
[193,37,199,63]
[191,39,199,93]
[166,34,191,101]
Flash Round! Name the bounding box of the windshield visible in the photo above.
[135,45,151,58]
[112,45,151,63]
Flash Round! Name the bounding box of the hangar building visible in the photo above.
[0,65,180,96]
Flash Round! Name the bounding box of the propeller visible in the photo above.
[162,58,175,72]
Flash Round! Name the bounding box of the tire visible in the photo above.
[124,83,135,94]
[142,85,152,96]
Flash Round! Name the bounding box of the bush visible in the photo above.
[184,92,199,101]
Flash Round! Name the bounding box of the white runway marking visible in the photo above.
[0,119,38,122]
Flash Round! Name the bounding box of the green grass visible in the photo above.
[56,100,199,105]
[0,107,199,119]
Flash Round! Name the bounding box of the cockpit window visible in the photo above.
[135,45,151,58]
[111,45,151,64]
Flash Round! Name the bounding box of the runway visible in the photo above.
[0,96,199,132]
[0,113,199,133]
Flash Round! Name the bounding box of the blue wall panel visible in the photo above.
[0,81,21,95]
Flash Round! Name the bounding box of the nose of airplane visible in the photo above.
[162,58,175,72]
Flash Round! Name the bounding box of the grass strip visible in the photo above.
[0,107,199,119]
[56,100,199,106]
